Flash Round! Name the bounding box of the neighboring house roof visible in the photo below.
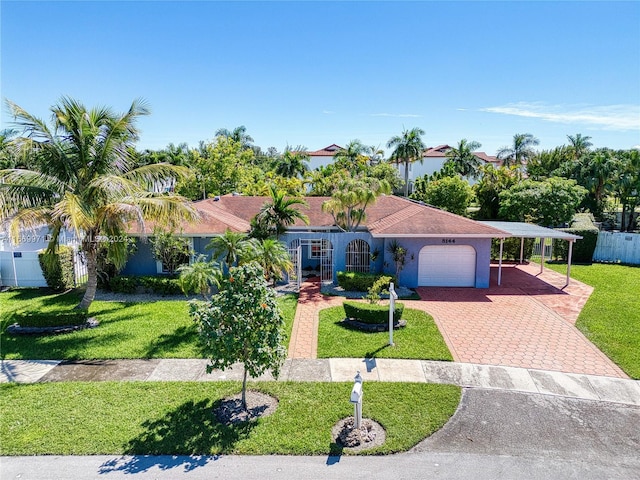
[307,144,343,156]
[130,195,510,238]
[422,145,500,164]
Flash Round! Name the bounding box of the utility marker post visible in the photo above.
[388,282,398,346]
[350,371,363,429]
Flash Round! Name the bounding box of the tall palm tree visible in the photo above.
[567,133,593,161]
[206,229,250,268]
[445,139,483,179]
[387,127,426,196]
[214,125,254,149]
[274,145,310,178]
[0,97,197,309]
[497,133,540,168]
[255,185,309,238]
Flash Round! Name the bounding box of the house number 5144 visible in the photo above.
[442,239,456,244]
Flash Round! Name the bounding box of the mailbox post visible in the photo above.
[350,371,363,429]
[388,282,398,346]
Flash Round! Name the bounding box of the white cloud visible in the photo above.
[370,113,423,118]
[480,102,640,131]
[322,110,335,115]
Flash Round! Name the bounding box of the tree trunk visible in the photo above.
[241,366,248,412]
[78,237,98,310]
[403,159,410,197]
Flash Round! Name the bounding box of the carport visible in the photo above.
[479,221,582,287]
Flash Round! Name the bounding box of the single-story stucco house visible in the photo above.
[122,195,515,288]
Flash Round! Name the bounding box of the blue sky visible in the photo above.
[2,1,639,156]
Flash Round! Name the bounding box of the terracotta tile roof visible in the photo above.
[307,144,343,156]
[130,194,509,238]
[473,151,501,164]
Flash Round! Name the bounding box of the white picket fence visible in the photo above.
[593,232,640,264]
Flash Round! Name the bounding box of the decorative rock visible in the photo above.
[332,416,386,451]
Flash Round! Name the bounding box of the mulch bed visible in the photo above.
[214,390,279,425]
[340,318,407,332]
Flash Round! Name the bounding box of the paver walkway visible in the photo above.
[287,277,343,359]
[287,265,627,378]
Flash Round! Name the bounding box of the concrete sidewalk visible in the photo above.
[2,358,639,406]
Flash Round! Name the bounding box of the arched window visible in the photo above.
[345,239,370,273]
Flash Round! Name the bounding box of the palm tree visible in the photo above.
[274,146,309,178]
[445,139,483,179]
[0,97,197,310]
[206,229,250,268]
[255,185,309,239]
[496,133,540,168]
[333,140,368,170]
[177,255,222,300]
[215,125,254,149]
[387,127,426,197]
[567,133,593,161]
[243,238,293,286]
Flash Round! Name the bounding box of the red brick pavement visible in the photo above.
[287,266,627,378]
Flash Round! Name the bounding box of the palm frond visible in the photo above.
[5,206,52,243]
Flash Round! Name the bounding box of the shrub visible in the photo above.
[491,238,535,261]
[553,213,599,264]
[337,272,396,292]
[11,309,88,328]
[139,276,183,295]
[109,275,138,293]
[38,245,75,291]
[343,300,404,324]
[365,275,393,304]
[108,275,182,295]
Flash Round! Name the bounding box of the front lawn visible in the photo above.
[0,381,461,455]
[0,289,298,360]
[317,305,453,360]
[546,263,640,379]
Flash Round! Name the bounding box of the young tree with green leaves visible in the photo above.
[412,175,474,216]
[190,262,287,411]
[386,240,407,283]
[498,177,587,227]
[206,229,251,268]
[177,255,221,300]
[0,97,197,309]
[150,230,192,275]
[474,165,523,219]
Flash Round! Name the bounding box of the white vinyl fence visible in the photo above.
[0,249,88,288]
[593,232,640,264]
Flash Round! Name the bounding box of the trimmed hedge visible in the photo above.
[337,272,396,292]
[553,213,599,264]
[11,309,88,328]
[343,300,404,324]
[108,275,182,295]
[38,245,75,291]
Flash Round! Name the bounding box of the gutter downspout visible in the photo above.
[498,238,504,286]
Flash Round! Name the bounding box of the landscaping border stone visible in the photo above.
[6,318,99,336]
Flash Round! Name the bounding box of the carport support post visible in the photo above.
[498,238,504,286]
[539,237,545,274]
[566,240,574,287]
[519,237,525,264]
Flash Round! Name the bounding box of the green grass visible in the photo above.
[545,262,640,379]
[0,289,298,360]
[0,381,461,456]
[317,306,453,360]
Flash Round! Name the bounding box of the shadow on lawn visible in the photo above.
[100,399,256,474]
[144,325,204,358]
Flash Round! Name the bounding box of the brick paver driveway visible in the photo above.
[410,264,626,378]
[288,264,626,378]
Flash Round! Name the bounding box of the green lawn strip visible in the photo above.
[545,263,640,379]
[317,306,453,360]
[0,381,460,456]
[0,290,298,360]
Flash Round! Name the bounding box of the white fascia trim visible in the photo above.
[369,233,512,239]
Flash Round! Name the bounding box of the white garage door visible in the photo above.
[418,245,476,287]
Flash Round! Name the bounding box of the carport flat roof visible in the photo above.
[478,221,582,240]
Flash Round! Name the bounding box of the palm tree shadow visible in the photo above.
[100,398,256,475]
